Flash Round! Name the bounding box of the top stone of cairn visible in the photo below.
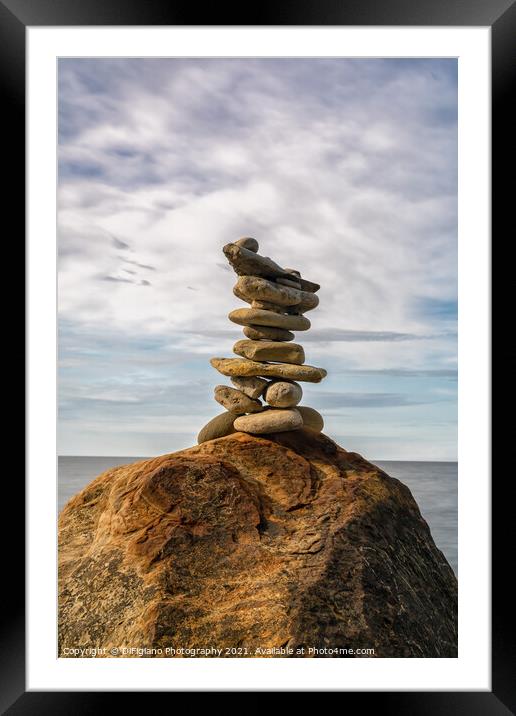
[222,242,320,294]
[234,236,259,253]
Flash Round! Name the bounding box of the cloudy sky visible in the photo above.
[58,58,457,460]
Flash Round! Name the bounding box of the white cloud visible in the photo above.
[58,58,457,458]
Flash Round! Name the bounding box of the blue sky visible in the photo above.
[58,58,457,459]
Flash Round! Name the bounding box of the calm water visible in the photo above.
[58,456,457,575]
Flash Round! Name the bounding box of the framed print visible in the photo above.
[6,0,511,709]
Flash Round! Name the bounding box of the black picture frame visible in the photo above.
[7,0,510,710]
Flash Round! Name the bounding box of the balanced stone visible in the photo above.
[235,275,318,312]
[276,277,302,289]
[234,408,303,434]
[296,406,324,432]
[264,381,302,408]
[243,325,295,342]
[214,385,263,413]
[233,339,305,365]
[229,308,310,331]
[210,357,327,383]
[206,239,327,439]
[230,375,269,399]
[224,243,288,279]
[223,243,320,293]
[197,411,239,444]
[250,300,284,313]
[234,237,259,253]
[234,275,304,307]
[285,290,320,314]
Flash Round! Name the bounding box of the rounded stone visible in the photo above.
[234,408,303,434]
[234,237,259,253]
[229,308,311,332]
[297,406,324,432]
[234,275,303,307]
[243,325,295,342]
[197,411,239,444]
[233,339,305,365]
[264,381,302,408]
[214,385,263,414]
[230,375,269,399]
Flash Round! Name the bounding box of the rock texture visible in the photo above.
[223,243,320,293]
[264,380,303,408]
[234,275,316,310]
[233,338,305,365]
[230,375,268,399]
[229,307,311,332]
[211,357,327,383]
[234,408,303,433]
[214,385,263,414]
[58,431,458,658]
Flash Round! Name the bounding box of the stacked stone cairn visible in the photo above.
[197,238,327,443]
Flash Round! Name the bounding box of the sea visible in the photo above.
[58,457,458,576]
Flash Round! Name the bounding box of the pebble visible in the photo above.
[296,406,324,432]
[214,385,263,413]
[264,381,302,408]
[234,408,303,434]
[230,375,269,399]
[234,237,259,253]
[197,411,239,444]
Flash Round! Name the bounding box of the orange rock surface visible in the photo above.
[59,430,457,658]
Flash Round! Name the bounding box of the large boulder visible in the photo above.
[58,430,457,658]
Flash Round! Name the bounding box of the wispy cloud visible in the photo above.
[58,58,457,459]
[300,328,456,342]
